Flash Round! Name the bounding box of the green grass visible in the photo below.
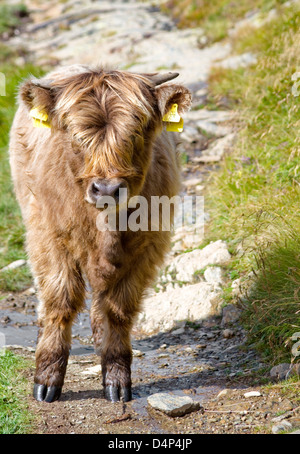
[0,350,34,434]
[0,2,28,35]
[162,0,288,43]
[202,3,300,363]
[0,57,44,292]
[0,1,45,292]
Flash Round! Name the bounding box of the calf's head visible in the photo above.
[20,66,191,205]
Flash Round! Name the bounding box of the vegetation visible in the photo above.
[207,4,300,364]
[0,28,44,292]
[165,0,300,364]
[0,2,28,36]
[0,350,34,434]
[163,0,288,43]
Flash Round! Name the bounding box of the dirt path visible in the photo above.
[8,302,300,435]
[3,0,300,435]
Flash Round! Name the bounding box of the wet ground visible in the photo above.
[2,291,300,435]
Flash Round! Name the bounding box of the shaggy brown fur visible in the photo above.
[9,65,191,402]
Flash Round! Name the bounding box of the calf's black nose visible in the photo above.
[91,180,122,198]
[88,179,127,205]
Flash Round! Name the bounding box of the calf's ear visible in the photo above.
[155,84,192,118]
[19,77,54,115]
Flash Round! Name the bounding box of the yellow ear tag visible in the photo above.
[162,103,184,132]
[29,107,51,128]
[163,103,181,122]
[165,117,184,132]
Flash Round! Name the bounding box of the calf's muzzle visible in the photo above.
[87,178,128,205]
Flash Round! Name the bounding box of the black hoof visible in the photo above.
[105,385,132,402]
[33,384,62,403]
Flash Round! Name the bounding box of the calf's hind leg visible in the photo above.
[32,253,85,403]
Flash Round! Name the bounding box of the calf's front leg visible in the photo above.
[102,313,133,402]
[33,265,85,403]
[91,291,138,403]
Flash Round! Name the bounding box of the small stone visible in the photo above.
[22,287,36,296]
[1,259,27,272]
[217,389,229,399]
[271,411,294,423]
[132,349,144,357]
[222,329,235,339]
[221,304,241,326]
[197,344,207,349]
[168,240,231,283]
[272,420,293,434]
[147,392,200,417]
[172,327,185,335]
[181,177,203,187]
[182,234,202,249]
[191,155,221,163]
[196,120,231,137]
[81,365,102,376]
[244,391,261,398]
[217,52,257,70]
[278,398,293,412]
[269,363,291,381]
[204,266,224,286]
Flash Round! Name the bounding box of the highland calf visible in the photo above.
[9,65,191,403]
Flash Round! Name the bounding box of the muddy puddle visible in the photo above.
[0,295,94,354]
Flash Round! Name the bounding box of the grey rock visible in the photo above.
[204,266,224,286]
[272,411,294,423]
[196,120,232,137]
[168,240,231,283]
[136,281,222,334]
[201,133,236,159]
[221,304,242,326]
[191,155,221,163]
[270,363,300,381]
[217,52,257,70]
[222,328,235,339]
[272,420,293,434]
[286,363,300,379]
[270,363,291,381]
[1,259,27,272]
[181,177,203,187]
[147,392,200,417]
[186,109,235,123]
[80,365,102,376]
[243,391,261,398]
[180,125,198,143]
[132,349,144,357]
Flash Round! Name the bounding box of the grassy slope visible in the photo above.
[208,5,300,363]
[165,0,300,364]
[163,0,288,43]
[0,49,44,291]
[0,350,34,434]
